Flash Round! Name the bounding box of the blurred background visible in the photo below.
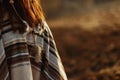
[42,0,120,80]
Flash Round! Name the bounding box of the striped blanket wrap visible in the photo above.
[0,17,68,80]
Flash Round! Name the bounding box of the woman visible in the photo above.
[0,0,68,80]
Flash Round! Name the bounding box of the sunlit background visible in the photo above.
[42,0,120,80]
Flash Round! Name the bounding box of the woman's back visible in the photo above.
[0,0,68,80]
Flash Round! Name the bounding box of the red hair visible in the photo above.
[0,0,45,32]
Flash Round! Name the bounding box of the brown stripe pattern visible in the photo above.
[0,19,68,80]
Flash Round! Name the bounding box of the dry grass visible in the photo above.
[48,1,120,31]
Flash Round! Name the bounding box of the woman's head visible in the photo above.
[1,0,45,28]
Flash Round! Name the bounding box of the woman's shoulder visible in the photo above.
[42,21,52,33]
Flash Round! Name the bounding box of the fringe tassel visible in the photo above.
[34,45,42,63]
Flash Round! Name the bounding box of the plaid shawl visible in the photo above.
[0,17,68,80]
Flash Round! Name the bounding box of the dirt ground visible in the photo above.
[51,26,120,80]
[43,1,120,80]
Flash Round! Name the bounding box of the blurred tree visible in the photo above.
[42,0,62,18]
[42,0,119,19]
[95,0,115,4]
[81,0,94,7]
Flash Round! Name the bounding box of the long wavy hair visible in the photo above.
[0,0,45,32]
